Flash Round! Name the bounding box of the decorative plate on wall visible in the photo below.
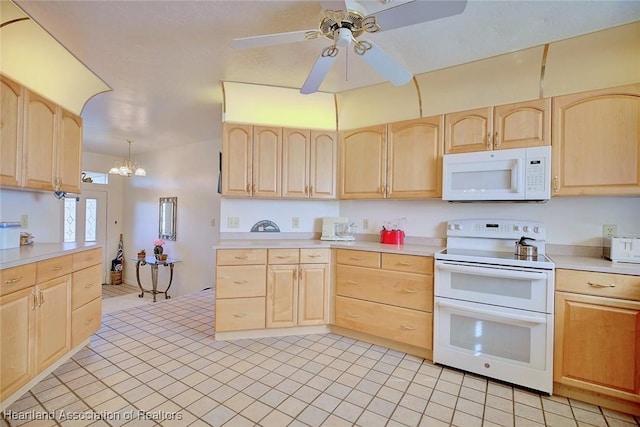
[250,220,280,232]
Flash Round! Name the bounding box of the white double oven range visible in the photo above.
[434,219,555,394]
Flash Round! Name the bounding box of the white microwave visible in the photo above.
[442,146,551,201]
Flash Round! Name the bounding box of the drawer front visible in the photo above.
[72,264,103,309]
[336,249,380,268]
[216,265,266,298]
[37,255,72,282]
[72,248,102,271]
[335,296,432,350]
[268,249,300,264]
[0,263,36,296]
[217,249,267,266]
[556,269,640,301]
[72,296,101,347]
[215,297,265,332]
[300,248,330,264]
[336,265,433,312]
[382,253,433,275]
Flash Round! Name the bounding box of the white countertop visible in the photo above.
[548,254,640,276]
[0,242,102,269]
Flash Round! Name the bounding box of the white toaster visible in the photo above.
[604,237,640,264]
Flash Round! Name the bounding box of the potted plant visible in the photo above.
[137,249,146,259]
[153,239,165,259]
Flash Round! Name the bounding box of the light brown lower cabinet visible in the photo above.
[554,269,640,415]
[334,249,434,359]
[215,248,330,333]
[0,248,102,405]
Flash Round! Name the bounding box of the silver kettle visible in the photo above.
[515,236,537,258]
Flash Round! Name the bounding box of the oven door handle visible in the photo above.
[437,300,546,326]
[437,262,548,280]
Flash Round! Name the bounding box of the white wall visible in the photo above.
[339,197,640,247]
[122,139,220,296]
[0,189,63,242]
[220,199,339,233]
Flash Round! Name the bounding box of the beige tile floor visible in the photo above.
[2,289,639,427]
[102,283,142,299]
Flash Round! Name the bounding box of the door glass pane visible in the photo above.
[451,272,533,300]
[85,198,97,242]
[450,313,531,363]
[64,198,77,243]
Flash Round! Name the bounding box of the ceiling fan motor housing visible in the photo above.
[334,27,352,46]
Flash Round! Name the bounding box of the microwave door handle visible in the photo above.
[438,263,548,281]
[437,299,546,326]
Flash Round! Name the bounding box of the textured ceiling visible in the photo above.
[13,0,640,158]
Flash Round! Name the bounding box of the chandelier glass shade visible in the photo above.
[108,140,147,177]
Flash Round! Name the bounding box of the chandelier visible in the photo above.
[108,139,147,177]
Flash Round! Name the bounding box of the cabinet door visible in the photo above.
[222,123,252,196]
[340,125,386,199]
[0,288,34,401]
[552,84,640,196]
[0,76,23,187]
[309,130,337,199]
[23,91,57,190]
[493,98,550,150]
[57,108,82,193]
[35,276,70,373]
[387,116,443,198]
[266,265,297,328]
[298,263,329,326]
[282,128,310,198]
[253,126,281,198]
[555,291,640,403]
[444,107,493,154]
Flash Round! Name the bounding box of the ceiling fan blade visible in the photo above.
[231,29,317,50]
[371,0,468,32]
[300,49,338,94]
[357,41,412,86]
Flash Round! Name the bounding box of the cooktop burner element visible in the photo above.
[435,219,554,269]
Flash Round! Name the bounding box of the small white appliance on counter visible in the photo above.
[0,222,21,250]
[604,236,640,264]
[320,217,355,241]
[442,146,551,201]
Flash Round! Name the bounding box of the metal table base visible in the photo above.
[134,257,179,302]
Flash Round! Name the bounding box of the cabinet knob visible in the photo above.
[553,176,559,193]
[400,324,416,330]
[347,312,360,318]
[304,185,308,195]
[4,276,22,284]
[494,131,500,148]
[233,313,247,318]
[487,133,492,149]
[401,288,417,294]
[309,185,314,196]
[84,318,94,326]
[233,280,248,285]
[346,280,360,285]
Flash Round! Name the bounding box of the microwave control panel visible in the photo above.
[524,146,551,199]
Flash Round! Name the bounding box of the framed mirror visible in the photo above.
[159,197,177,241]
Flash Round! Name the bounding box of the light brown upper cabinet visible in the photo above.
[444,99,551,154]
[282,129,337,199]
[552,84,640,196]
[221,123,281,198]
[0,75,23,187]
[1,77,83,194]
[387,116,443,198]
[340,117,443,199]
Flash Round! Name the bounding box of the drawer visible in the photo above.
[336,249,380,268]
[72,296,101,347]
[216,265,266,298]
[336,265,433,312]
[335,296,432,350]
[37,255,72,282]
[300,248,330,264]
[556,269,640,301]
[72,264,102,309]
[268,249,299,264]
[217,249,267,266]
[72,248,102,271]
[0,263,36,296]
[382,253,433,275]
[215,297,265,332]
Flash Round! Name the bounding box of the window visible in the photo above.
[85,198,97,242]
[82,171,109,184]
[64,198,77,243]
[64,197,97,243]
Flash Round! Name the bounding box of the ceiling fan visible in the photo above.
[231,0,468,94]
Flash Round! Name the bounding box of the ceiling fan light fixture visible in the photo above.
[334,27,353,47]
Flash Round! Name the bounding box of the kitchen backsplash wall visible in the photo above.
[221,197,640,247]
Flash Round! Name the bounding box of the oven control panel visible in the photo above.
[446,219,545,240]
